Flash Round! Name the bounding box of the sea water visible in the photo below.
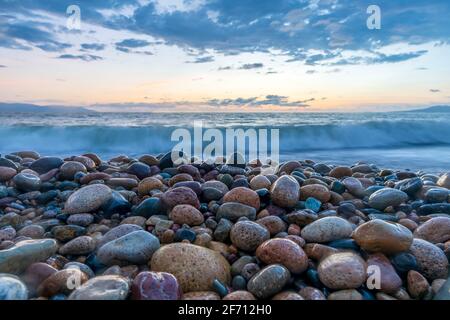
[0,111,449,172]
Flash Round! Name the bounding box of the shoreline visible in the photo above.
[1,151,450,300]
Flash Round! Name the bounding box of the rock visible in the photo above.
[202,180,229,194]
[328,289,363,300]
[214,219,233,242]
[391,252,419,275]
[286,210,318,227]
[127,162,151,180]
[256,215,286,236]
[305,197,322,212]
[131,271,181,300]
[409,239,448,280]
[202,187,224,201]
[437,173,450,189]
[425,188,449,203]
[97,230,160,266]
[366,253,402,294]
[52,225,86,242]
[22,262,57,296]
[353,220,413,254]
[272,291,304,300]
[161,187,200,211]
[277,161,302,175]
[0,274,28,300]
[300,216,353,243]
[368,188,409,211]
[0,157,18,170]
[223,187,260,210]
[64,262,95,278]
[12,173,41,192]
[318,252,367,290]
[79,172,111,185]
[329,166,353,178]
[64,184,112,214]
[434,278,450,300]
[133,197,163,218]
[216,202,256,221]
[169,205,204,226]
[59,236,96,256]
[98,224,143,248]
[342,177,365,197]
[139,154,159,166]
[299,287,326,300]
[173,181,202,196]
[0,239,58,274]
[30,157,64,174]
[150,243,231,292]
[182,291,220,300]
[407,270,430,299]
[417,203,450,215]
[38,269,88,297]
[399,177,423,196]
[230,221,270,252]
[270,175,300,208]
[247,264,290,299]
[17,225,45,239]
[60,161,87,180]
[138,177,164,196]
[121,215,147,227]
[68,275,130,300]
[0,166,17,182]
[414,217,450,243]
[300,184,331,203]
[223,290,256,300]
[256,238,308,274]
[107,178,138,189]
[66,214,94,227]
[0,226,16,241]
[250,175,271,191]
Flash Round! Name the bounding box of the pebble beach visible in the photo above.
[1,151,450,300]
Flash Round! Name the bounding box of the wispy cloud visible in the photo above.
[239,63,264,70]
[430,89,441,93]
[81,43,106,51]
[208,95,312,108]
[186,55,215,63]
[57,54,103,62]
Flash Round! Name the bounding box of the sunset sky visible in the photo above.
[1,0,450,112]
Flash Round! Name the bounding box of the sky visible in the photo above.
[1,0,450,112]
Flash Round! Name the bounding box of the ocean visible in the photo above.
[1,111,449,173]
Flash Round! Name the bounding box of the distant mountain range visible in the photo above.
[0,103,94,113]
[403,105,450,113]
[0,102,449,113]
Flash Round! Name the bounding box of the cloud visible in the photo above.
[239,63,264,70]
[0,65,6,68]
[306,70,317,74]
[115,39,151,48]
[81,43,106,51]
[0,18,71,52]
[114,38,154,54]
[430,89,441,93]
[186,55,215,63]
[218,66,232,71]
[207,95,312,108]
[57,54,103,62]
[2,0,449,66]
